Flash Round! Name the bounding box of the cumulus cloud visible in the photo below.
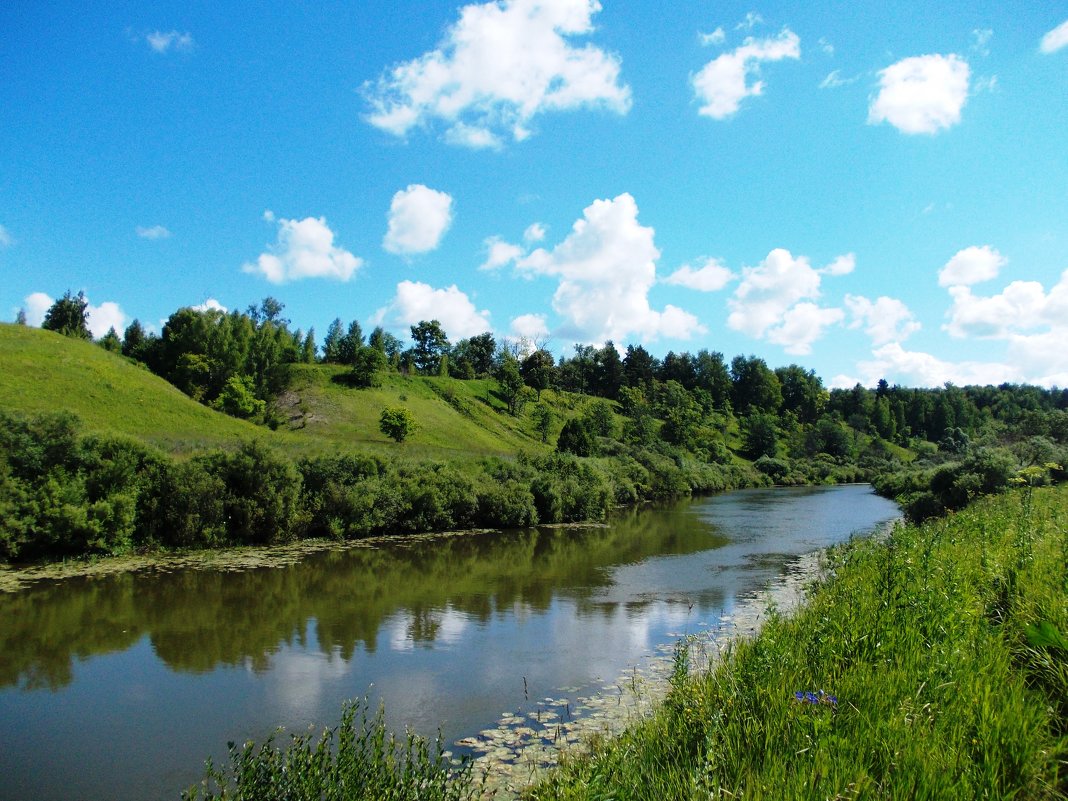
[1041,20,1068,54]
[663,258,734,292]
[480,236,525,271]
[371,280,491,340]
[383,185,453,255]
[971,28,993,56]
[0,224,12,247]
[944,270,1068,341]
[763,303,844,355]
[136,224,171,240]
[692,28,801,119]
[845,294,921,346]
[868,54,970,134]
[938,245,1006,287]
[23,292,53,326]
[856,342,1018,388]
[243,214,363,284]
[364,0,631,148]
[146,30,194,53]
[22,291,128,338]
[726,249,849,355]
[514,193,704,344]
[510,313,550,340]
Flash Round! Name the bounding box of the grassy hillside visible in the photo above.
[0,324,260,453]
[0,324,568,460]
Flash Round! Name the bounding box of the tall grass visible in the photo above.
[528,485,1068,800]
[182,699,480,801]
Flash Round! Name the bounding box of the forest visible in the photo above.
[2,290,1065,563]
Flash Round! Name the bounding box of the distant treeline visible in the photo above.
[0,411,762,562]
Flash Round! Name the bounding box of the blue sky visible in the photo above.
[2,1,1067,388]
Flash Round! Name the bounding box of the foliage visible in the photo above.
[557,418,595,457]
[379,407,417,443]
[42,290,91,339]
[184,699,476,801]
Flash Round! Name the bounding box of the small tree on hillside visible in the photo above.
[379,407,416,443]
[350,346,386,388]
[42,290,91,339]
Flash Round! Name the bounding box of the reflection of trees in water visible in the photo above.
[0,500,723,689]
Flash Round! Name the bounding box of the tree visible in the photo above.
[410,320,450,374]
[322,318,345,363]
[122,319,146,360]
[497,356,532,416]
[454,332,496,376]
[42,290,90,339]
[349,346,387,388]
[379,407,416,443]
[213,375,266,420]
[338,320,364,365]
[741,412,779,459]
[730,355,782,414]
[623,344,658,390]
[531,404,555,443]
[557,418,595,456]
[521,349,556,399]
[776,365,825,424]
[15,308,27,325]
[301,327,317,363]
[592,341,625,399]
[98,327,122,353]
[369,326,403,365]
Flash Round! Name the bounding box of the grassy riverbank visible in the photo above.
[182,485,1068,799]
[528,484,1068,800]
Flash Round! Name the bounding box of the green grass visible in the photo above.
[527,485,1068,800]
[0,324,259,453]
[0,324,569,461]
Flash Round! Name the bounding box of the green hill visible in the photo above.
[0,324,562,460]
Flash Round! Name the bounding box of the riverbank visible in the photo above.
[527,484,1068,800]
[466,546,832,798]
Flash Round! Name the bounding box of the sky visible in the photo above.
[2,1,1067,389]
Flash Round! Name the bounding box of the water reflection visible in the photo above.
[0,500,725,691]
[0,484,900,801]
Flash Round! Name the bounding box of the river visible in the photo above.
[0,484,899,800]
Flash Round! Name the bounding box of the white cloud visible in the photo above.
[1040,20,1068,54]
[87,301,127,338]
[514,193,704,344]
[766,302,845,355]
[822,253,856,276]
[383,184,454,255]
[818,37,834,55]
[243,215,363,284]
[845,294,921,346]
[856,342,1018,387]
[0,224,12,247]
[944,269,1068,340]
[692,28,801,119]
[146,30,194,53]
[726,249,847,348]
[510,313,550,340]
[480,236,525,271]
[136,225,171,240]
[523,222,547,243]
[372,280,491,340]
[868,54,970,134]
[663,258,734,292]
[364,0,631,148]
[191,298,227,313]
[938,245,1006,287]
[699,27,726,46]
[23,292,53,326]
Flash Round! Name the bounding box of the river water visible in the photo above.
[0,484,899,800]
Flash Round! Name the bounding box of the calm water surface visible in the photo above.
[0,484,899,801]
